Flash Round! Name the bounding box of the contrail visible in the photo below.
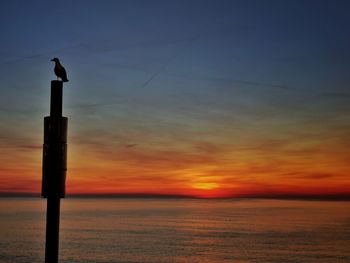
[163,72,294,91]
[0,23,239,67]
[139,34,202,89]
[0,34,204,67]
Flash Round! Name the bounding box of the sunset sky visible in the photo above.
[0,0,349,198]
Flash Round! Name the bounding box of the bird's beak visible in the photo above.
[50,59,54,61]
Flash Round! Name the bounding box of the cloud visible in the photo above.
[19,144,42,150]
[125,143,137,148]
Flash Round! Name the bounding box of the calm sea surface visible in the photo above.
[0,198,349,263]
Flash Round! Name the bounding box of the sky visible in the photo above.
[0,0,349,198]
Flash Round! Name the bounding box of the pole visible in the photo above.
[45,197,61,263]
[42,80,68,263]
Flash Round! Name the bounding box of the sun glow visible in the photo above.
[192,182,219,190]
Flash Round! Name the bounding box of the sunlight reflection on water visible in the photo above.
[0,198,349,263]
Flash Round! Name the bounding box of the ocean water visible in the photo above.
[0,198,349,263]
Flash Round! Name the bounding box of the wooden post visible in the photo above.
[42,80,68,263]
[45,197,61,263]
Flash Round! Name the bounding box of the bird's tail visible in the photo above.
[62,78,69,82]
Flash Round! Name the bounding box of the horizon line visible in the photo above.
[0,192,350,201]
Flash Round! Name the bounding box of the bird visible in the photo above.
[51,57,69,82]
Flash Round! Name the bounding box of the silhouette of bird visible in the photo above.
[51,58,69,82]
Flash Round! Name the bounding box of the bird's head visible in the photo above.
[51,57,59,63]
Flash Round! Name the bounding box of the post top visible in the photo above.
[50,81,63,116]
[51,80,64,85]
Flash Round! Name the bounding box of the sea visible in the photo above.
[0,198,349,263]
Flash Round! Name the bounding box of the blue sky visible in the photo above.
[0,0,350,196]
